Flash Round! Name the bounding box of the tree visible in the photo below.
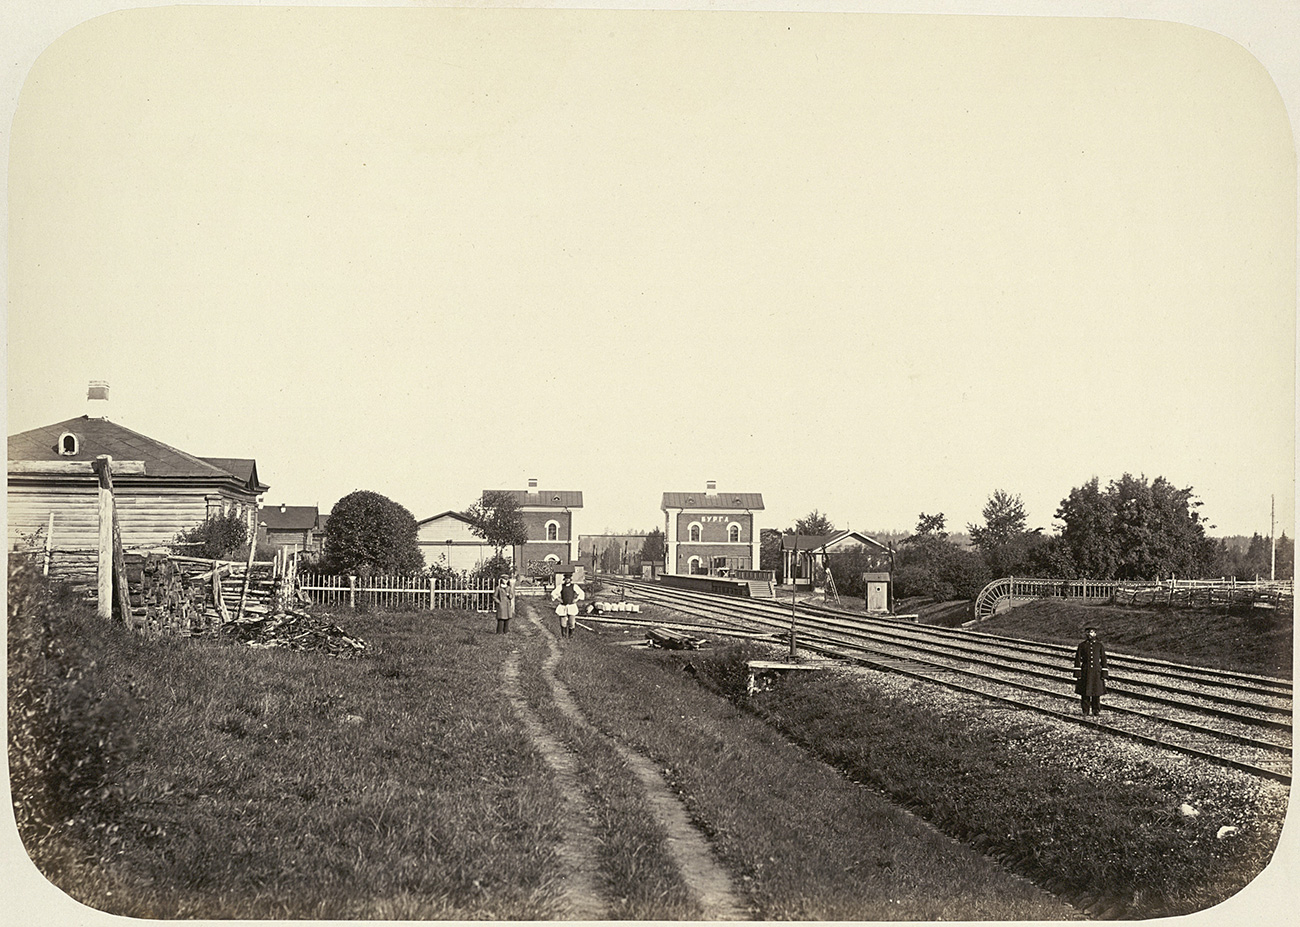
[1055,474,1215,580]
[968,490,1036,576]
[759,528,784,579]
[322,490,424,576]
[465,490,528,559]
[794,509,836,537]
[968,490,1027,550]
[640,529,665,564]
[913,512,948,538]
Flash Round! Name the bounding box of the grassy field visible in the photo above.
[977,597,1293,678]
[8,562,1292,920]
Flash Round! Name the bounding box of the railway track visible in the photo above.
[595,578,1293,784]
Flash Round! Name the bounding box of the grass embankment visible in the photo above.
[553,624,1075,921]
[10,564,567,919]
[561,622,1288,920]
[979,598,1293,678]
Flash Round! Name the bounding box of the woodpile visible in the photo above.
[646,626,706,650]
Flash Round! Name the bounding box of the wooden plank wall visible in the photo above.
[8,486,211,551]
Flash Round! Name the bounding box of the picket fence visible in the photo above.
[297,572,498,612]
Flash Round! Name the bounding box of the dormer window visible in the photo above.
[57,432,79,456]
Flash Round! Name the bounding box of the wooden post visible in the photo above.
[789,533,799,659]
[42,511,53,577]
[235,525,261,621]
[95,456,114,619]
[110,496,133,624]
[429,575,435,611]
[348,575,356,609]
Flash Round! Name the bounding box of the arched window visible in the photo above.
[728,523,741,543]
[688,556,702,574]
[545,520,560,541]
[57,432,79,456]
[545,554,560,563]
[688,522,702,542]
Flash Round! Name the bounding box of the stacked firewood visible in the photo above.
[221,608,368,658]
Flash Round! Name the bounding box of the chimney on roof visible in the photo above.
[86,380,110,419]
[706,480,717,493]
[280,503,287,514]
[528,478,538,491]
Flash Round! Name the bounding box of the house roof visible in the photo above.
[260,505,319,531]
[417,510,476,527]
[493,490,584,508]
[203,458,270,493]
[7,416,268,492]
[781,530,889,552]
[661,492,765,510]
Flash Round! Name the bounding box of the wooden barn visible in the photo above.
[7,413,269,562]
[258,504,321,556]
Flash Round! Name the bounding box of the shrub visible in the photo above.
[8,559,130,867]
[172,512,248,560]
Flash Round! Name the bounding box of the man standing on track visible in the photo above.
[1074,627,1108,716]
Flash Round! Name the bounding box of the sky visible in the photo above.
[5,2,1296,547]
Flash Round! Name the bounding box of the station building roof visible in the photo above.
[661,492,764,510]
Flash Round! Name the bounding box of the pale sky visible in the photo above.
[5,3,1296,544]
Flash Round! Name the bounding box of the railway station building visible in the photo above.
[661,482,763,576]
[491,479,582,572]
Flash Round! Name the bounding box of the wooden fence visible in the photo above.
[297,573,498,612]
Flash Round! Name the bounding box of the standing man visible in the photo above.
[495,575,512,634]
[551,573,585,640]
[1074,627,1108,716]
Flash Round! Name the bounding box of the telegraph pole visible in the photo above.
[1271,494,1276,581]
[789,532,799,659]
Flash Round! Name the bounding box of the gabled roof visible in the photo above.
[662,492,765,510]
[781,530,889,551]
[8,416,267,492]
[491,490,584,508]
[417,510,476,527]
[203,458,270,493]
[260,504,319,531]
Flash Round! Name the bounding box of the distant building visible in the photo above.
[781,529,892,586]
[259,504,320,555]
[661,481,763,575]
[7,386,268,554]
[578,533,649,575]
[489,479,583,571]
[417,510,500,572]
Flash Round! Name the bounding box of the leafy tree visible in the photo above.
[1277,532,1294,580]
[759,528,784,578]
[321,490,423,576]
[172,512,247,560]
[1055,474,1216,580]
[465,490,528,559]
[914,512,948,538]
[640,529,665,563]
[968,490,1040,576]
[968,490,1027,550]
[794,510,836,537]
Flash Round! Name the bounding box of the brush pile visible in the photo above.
[220,607,368,658]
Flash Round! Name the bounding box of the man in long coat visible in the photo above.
[1074,627,1108,716]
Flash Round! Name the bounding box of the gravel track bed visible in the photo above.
[839,662,1292,835]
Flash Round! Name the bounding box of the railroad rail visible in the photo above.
[597,579,1293,784]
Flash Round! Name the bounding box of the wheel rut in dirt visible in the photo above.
[502,649,606,920]
[529,608,748,920]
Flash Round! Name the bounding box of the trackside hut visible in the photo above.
[662,482,763,575]
[7,415,269,556]
[259,504,320,555]
[782,529,892,585]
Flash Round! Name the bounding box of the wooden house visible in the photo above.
[417,510,500,572]
[7,414,269,558]
[259,504,320,555]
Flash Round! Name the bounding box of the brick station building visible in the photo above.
[490,479,582,571]
[662,481,763,576]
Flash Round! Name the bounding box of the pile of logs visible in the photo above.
[646,626,706,650]
[122,553,278,633]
